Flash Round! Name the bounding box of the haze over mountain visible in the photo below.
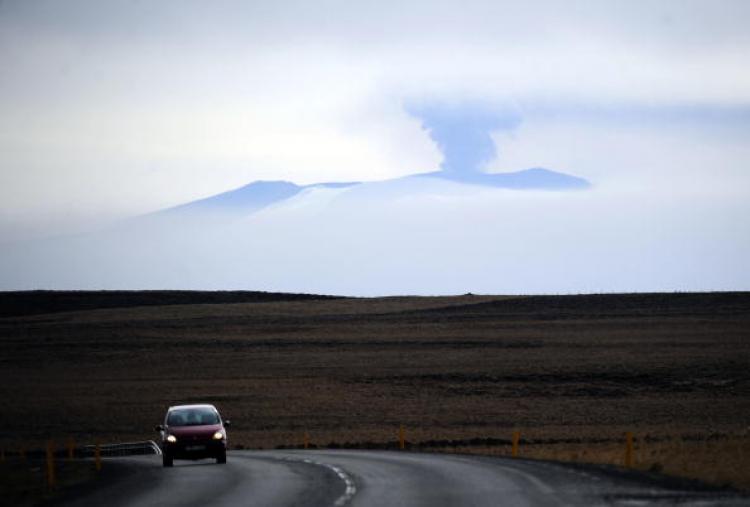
[142,100,590,226]
[1,169,745,295]
[156,167,589,220]
[0,101,604,294]
[1,101,747,295]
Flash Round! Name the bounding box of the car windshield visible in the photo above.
[167,407,220,426]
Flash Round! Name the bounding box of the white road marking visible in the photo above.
[276,455,357,506]
[327,464,357,506]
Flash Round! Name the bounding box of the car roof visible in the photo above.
[168,404,218,411]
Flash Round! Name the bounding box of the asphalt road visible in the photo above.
[63,450,749,507]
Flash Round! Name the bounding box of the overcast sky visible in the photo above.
[1,0,749,241]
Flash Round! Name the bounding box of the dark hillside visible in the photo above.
[403,292,750,320]
[0,290,341,318]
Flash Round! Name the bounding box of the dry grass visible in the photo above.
[446,432,750,490]
[1,291,748,489]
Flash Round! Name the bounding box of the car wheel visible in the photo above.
[216,451,226,464]
[163,454,173,467]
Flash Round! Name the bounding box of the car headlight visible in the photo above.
[212,431,224,440]
[166,435,177,443]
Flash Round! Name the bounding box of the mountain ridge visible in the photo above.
[159,167,590,218]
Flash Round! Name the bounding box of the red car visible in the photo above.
[155,404,229,467]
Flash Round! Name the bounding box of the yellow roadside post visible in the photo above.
[46,441,56,489]
[94,441,102,472]
[512,431,521,458]
[624,432,634,468]
[399,425,405,450]
[303,432,309,450]
[66,438,75,461]
[738,434,745,465]
[20,446,26,462]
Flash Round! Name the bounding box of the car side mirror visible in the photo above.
[223,420,231,427]
[155,424,164,432]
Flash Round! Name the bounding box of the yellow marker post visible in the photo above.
[624,432,634,468]
[512,431,521,458]
[94,442,102,472]
[303,432,309,450]
[399,425,405,450]
[20,446,26,462]
[66,438,75,461]
[46,441,56,489]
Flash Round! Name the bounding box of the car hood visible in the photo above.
[168,424,222,438]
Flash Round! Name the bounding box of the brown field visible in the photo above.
[1,291,749,489]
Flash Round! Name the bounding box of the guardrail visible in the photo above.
[81,440,162,457]
[0,439,162,490]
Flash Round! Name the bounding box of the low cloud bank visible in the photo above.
[2,182,747,295]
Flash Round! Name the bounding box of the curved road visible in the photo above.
[64,450,748,506]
